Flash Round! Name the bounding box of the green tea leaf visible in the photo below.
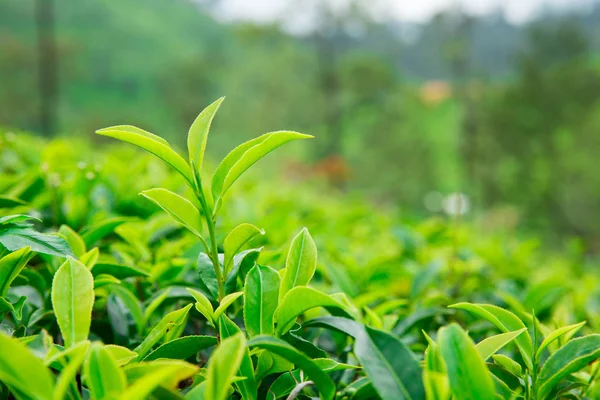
[218,315,258,400]
[51,257,95,347]
[205,332,247,400]
[0,196,27,208]
[450,302,533,369]
[279,228,317,299]
[186,287,215,323]
[304,317,424,400]
[211,131,312,202]
[223,223,264,276]
[58,225,86,257]
[213,291,243,321]
[85,343,126,400]
[536,321,586,361]
[537,334,600,399]
[96,125,194,186]
[249,335,335,400]
[53,341,89,400]
[188,97,224,175]
[109,285,145,334]
[0,226,74,257]
[92,263,150,279]
[104,345,138,366]
[80,217,129,247]
[275,286,352,336]
[0,247,33,297]
[144,335,217,361]
[476,328,527,361]
[134,304,193,360]
[492,354,522,377]
[0,332,55,400]
[438,323,496,400]
[121,360,198,400]
[140,188,204,237]
[244,265,280,337]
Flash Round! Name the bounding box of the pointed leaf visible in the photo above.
[140,188,203,237]
[536,322,586,361]
[248,335,335,400]
[211,131,312,201]
[144,335,217,361]
[96,125,194,186]
[218,315,258,400]
[186,288,214,323]
[279,228,317,299]
[537,334,600,399]
[205,333,247,400]
[213,291,243,321]
[133,304,192,360]
[244,265,280,337]
[86,343,126,400]
[450,302,533,369]
[223,223,264,276]
[0,332,55,400]
[438,323,496,400]
[476,328,527,361]
[188,97,224,173]
[304,317,424,400]
[0,226,73,257]
[0,247,33,297]
[275,286,352,336]
[51,257,95,347]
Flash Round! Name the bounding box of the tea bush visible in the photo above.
[1,99,600,399]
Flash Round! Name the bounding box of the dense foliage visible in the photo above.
[1,101,600,399]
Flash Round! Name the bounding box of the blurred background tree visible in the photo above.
[1,0,600,250]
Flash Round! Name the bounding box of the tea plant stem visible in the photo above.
[286,381,314,400]
[194,184,225,302]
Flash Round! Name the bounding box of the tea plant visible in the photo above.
[0,99,600,399]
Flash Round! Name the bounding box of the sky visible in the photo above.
[214,0,597,26]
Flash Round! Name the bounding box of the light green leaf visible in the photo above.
[96,125,194,186]
[476,328,527,361]
[279,228,317,300]
[51,257,95,347]
[438,323,496,400]
[0,247,33,297]
[211,131,313,202]
[188,97,224,174]
[53,342,89,400]
[133,304,193,360]
[186,287,214,323]
[104,345,138,366]
[244,265,280,337]
[218,315,258,400]
[143,288,172,325]
[143,335,217,361]
[450,302,533,370]
[80,247,100,269]
[275,286,352,336]
[85,343,126,400]
[205,333,247,400]
[492,354,522,377]
[120,361,198,400]
[58,225,86,257]
[223,223,264,276]
[213,291,243,321]
[536,321,586,361]
[537,334,600,399]
[248,335,335,400]
[140,188,203,237]
[0,332,55,400]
